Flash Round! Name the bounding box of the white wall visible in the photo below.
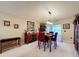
[0,11,75,44]
[0,12,40,45]
[54,18,75,43]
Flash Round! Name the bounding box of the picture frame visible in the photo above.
[14,24,19,29]
[66,24,70,29]
[4,20,10,26]
[63,23,70,29]
[27,21,34,31]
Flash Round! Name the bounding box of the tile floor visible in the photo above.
[0,41,78,57]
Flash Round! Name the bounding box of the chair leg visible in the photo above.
[38,41,40,49]
[50,42,51,52]
[43,42,46,51]
[54,41,57,49]
[56,41,57,47]
[49,40,51,52]
[47,42,49,48]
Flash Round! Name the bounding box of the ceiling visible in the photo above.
[0,1,79,21]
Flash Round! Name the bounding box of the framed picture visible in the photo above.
[63,23,70,29]
[66,24,70,29]
[14,24,19,29]
[27,21,34,31]
[4,20,10,26]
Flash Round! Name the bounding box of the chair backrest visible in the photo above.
[49,32,54,34]
[49,32,54,37]
[38,32,45,42]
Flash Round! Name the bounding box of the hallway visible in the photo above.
[0,41,78,57]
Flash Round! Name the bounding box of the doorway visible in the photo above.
[52,25,62,42]
[46,24,62,42]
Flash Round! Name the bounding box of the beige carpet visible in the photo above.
[0,41,78,57]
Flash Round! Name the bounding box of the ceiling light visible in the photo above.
[46,21,53,24]
[48,11,51,15]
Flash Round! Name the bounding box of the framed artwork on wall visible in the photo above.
[63,23,70,29]
[39,23,46,32]
[27,21,34,31]
[66,24,70,29]
[14,24,19,29]
[4,20,10,26]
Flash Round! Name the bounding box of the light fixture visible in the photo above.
[46,21,53,25]
[48,11,51,15]
[46,11,52,24]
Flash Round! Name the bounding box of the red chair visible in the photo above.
[37,32,48,51]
